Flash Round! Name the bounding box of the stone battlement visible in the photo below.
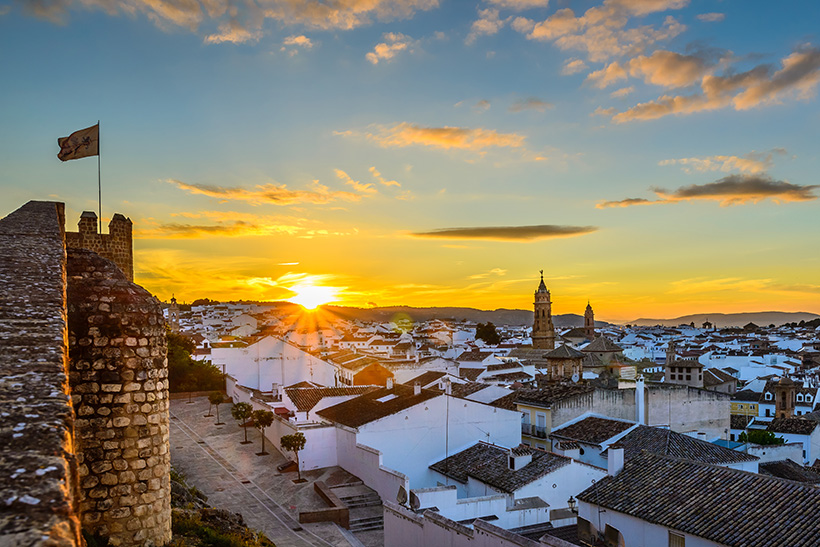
[65,210,133,282]
[0,201,169,547]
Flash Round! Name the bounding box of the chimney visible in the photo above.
[608,447,624,476]
[271,382,281,401]
[413,381,421,396]
[635,375,646,425]
[386,377,394,389]
[443,378,452,396]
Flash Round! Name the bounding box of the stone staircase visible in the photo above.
[331,483,384,532]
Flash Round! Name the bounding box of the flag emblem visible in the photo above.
[57,124,99,161]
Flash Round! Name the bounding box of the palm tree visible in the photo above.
[231,402,253,444]
[208,392,225,425]
[251,409,274,456]
[281,432,307,481]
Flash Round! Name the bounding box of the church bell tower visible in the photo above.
[584,301,595,340]
[532,270,555,350]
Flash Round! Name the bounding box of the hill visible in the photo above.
[321,305,612,328]
[630,311,820,328]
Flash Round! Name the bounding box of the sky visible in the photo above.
[1,0,819,322]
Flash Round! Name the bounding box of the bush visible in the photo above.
[167,329,223,393]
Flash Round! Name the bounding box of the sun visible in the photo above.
[288,283,338,310]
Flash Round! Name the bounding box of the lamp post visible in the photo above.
[567,496,578,514]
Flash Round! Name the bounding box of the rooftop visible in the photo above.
[429,443,571,494]
[550,416,634,446]
[515,385,593,408]
[577,451,820,547]
[605,425,758,464]
[316,383,439,428]
[284,386,378,412]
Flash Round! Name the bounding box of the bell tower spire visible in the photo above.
[532,270,555,350]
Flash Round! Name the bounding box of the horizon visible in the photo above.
[2,1,819,321]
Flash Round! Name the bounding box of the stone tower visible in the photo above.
[532,271,555,350]
[65,211,134,281]
[584,302,595,340]
[67,248,171,546]
[772,377,797,419]
[168,295,180,333]
[666,339,677,365]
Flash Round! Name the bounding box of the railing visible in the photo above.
[534,426,547,439]
[521,424,533,436]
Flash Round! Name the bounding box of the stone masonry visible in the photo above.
[0,201,82,547]
[1,201,170,547]
[65,211,134,282]
[67,248,171,546]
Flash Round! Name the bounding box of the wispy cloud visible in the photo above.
[562,58,588,75]
[410,224,598,241]
[28,0,440,36]
[509,97,553,112]
[697,12,724,23]
[468,268,507,279]
[515,0,688,62]
[369,166,401,187]
[334,169,378,195]
[339,122,526,153]
[596,173,819,208]
[659,149,787,174]
[610,46,820,122]
[166,178,369,205]
[280,34,314,56]
[487,0,549,9]
[366,32,415,64]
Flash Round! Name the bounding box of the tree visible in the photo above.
[208,392,225,425]
[231,402,254,444]
[475,322,501,345]
[167,329,223,393]
[251,409,274,456]
[738,430,785,446]
[281,432,307,481]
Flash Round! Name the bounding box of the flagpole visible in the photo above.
[97,120,101,232]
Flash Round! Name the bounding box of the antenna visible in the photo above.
[397,485,408,506]
[409,491,420,511]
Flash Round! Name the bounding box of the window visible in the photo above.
[765,408,771,417]
[765,392,773,401]
[669,531,685,547]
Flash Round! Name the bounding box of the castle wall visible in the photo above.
[66,248,171,546]
[0,201,82,547]
[0,201,170,547]
[65,211,133,282]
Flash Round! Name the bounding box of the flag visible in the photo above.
[57,124,99,161]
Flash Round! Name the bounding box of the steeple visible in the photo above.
[532,270,555,350]
[584,301,595,340]
[168,294,180,333]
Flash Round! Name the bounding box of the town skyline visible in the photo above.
[2,1,819,321]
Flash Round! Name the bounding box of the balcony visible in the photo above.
[521,424,533,436]
[533,426,547,439]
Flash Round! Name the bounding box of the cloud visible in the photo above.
[366,32,414,64]
[611,47,820,122]
[509,97,553,112]
[468,268,508,279]
[369,166,401,187]
[626,49,710,87]
[474,99,491,112]
[596,197,655,208]
[280,34,314,55]
[610,86,634,97]
[697,12,724,23]
[487,0,549,9]
[517,0,688,62]
[166,178,370,205]
[136,210,309,238]
[334,169,378,195]
[410,224,598,241]
[596,173,818,208]
[586,62,627,88]
[204,21,262,43]
[25,0,439,39]
[562,58,588,75]
[659,149,787,174]
[343,122,526,152]
[466,8,507,44]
